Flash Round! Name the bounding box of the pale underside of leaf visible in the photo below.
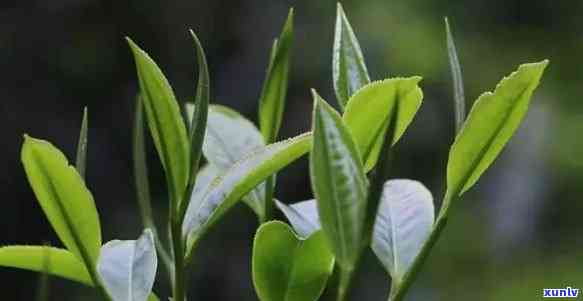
[275,199,320,239]
[371,179,434,282]
[97,229,157,301]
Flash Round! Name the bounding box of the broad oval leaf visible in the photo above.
[343,77,423,170]
[258,9,293,143]
[252,221,334,301]
[372,179,434,282]
[0,246,92,285]
[275,199,320,239]
[310,92,368,270]
[183,133,312,256]
[127,38,190,207]
[21,136,102,264]
[97,229,157,301]
[333,3,371,109]
[446,60,548,198]
[203,105,268,217]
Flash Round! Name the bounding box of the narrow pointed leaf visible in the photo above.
[186,30,210,197]
[0,246,92,285]
[183,133,312,256]
[343,77,423,170]
[333,3,371,109]
[127,38,190,208]
[133,96,155,232]
[446,60,548,199]
[252,221,334,301]
[97,229,158,301]
[21,136,102,263]
[75,107,88,178]
[275,199,320,239]
[310,91,368,270]
[372,179,434,282]
[201,105,269,217]
[258,8,294,143]
[445,18,466,134]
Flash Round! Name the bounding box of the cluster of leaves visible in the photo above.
[0,4,547,301]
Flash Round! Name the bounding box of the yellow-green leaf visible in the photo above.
[21,136,101,264]
[446,60,548,199]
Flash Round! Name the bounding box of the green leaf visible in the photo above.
[343,77,423,171]
[258,8,294,143]
[445,18,466,134]
[97,229,158,301]
[182,133,312,257]
[21,136,102,264]
[202,105,269,218]
[446,60,548,199]
[275,199,320,239]
[252,221,334,301]
[126,38,190,210]
[186,164,220,217]
[310,91,368,271]
[184,30,210,213]
[333,3,371,109]
[75,107,88,178]
[0,246,92,285]
[371,179,434,283]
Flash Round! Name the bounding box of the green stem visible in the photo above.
[337,266,354,301]
[260,176,275,223]
[388,192,456,301]
[171,218,186,301]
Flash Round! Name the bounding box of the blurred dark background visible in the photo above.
[1,0,582,300]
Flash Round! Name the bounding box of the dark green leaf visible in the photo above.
[258,8,294,143]
[333,3,370,109]
[252,221,334,301]
[310,91,368,271]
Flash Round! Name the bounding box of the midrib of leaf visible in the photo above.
[317,114,349,264]
[206,123,264,213]
[386,193,399,279]
[29,148,102,288]
[449,83,530,199]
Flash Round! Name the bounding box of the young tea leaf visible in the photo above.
[185,30,210,206]
[21,136,102,264]
[343,77,423,171]
[333,3,371,109]
[127,38,190,210]
[258,8,294,143]
[310,91,368,271]
[252,221,334,301]
[97,229,158,301]
[0,246,92,285]
[275,199,320,239]
[187,164,221,213]
[446,60,548,200]
[182,133,312,258]
[75,107,88,178]
[371,179,434,283]
[445,18,466,134]
[202,105,269,218]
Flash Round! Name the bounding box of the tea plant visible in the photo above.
[0,4,547,301]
